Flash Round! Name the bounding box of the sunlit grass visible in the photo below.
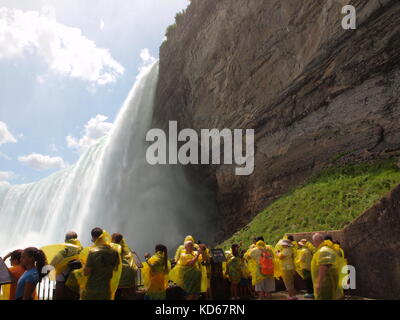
[220,159,400,249]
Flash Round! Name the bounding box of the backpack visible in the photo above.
[259,249,274,276]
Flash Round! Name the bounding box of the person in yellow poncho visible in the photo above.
[238,249,253,299]
[169,240,202,300]
[111,233,138,299]
[332,240,347,300]
[47,231,83,300]
[143,244,170,300]
[295,239,314,299]
[174,235,199,262]
[276,239,298,300]
[240,238,258,297]
[244,240,276,300]
[222,249,232,280]
[82,228,121,300]
[198,243,212,300]
[226,244,242,300]
[320,236,347,299]
[275,235,298,268]
[311,233,339,300]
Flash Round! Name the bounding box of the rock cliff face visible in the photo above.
[152,0,400,242]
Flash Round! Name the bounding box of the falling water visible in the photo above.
[0,62,217,256]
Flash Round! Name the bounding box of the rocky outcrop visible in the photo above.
[152,0,400,242]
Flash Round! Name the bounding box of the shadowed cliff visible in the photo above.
[152,0,400,242]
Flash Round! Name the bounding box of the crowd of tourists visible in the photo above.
[0,228,347,300]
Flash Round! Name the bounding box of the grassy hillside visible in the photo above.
[220,159,400,249]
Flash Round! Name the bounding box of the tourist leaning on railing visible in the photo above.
[15,247,47,300]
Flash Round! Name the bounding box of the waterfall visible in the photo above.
[0,62,217,256]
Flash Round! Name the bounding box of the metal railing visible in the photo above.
[37,275,55,300]
[36,268,143,300]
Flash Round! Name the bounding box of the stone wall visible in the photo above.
[291,184,400,299]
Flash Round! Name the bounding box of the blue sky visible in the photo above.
[0,0,188,185]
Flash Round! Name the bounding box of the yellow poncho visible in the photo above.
[112,238,137,289]
[294,245,313,279]
[311,240,340,300]
[200,248,211,293]
[41,238,83,277]
[79,231,122,300]
[226,255,242,285]
[222,250,232,279]
[142,251,170,300]
[306,241,317,254]
[0,283,11,300]
[244,241,280,285]
[240,258,251,279]
[332,243,347,299]
[169,250,202,295]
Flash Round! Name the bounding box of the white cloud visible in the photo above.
[18,153,66,171]
[0,151,12,160]
[0,171,15,181]
[66,114,113,153]
[0,121,17,145]
[139,48,156,64]
[138,48,156,74]
[100,19,105,31]
[0,7,124,85]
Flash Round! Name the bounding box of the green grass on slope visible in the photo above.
[220,159,400,250]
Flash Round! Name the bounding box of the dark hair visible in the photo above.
[231,244,239,257]
[155,244,168,271]
[10,249,23,263]
[23,247,47,280]
[334,240,341,245]
[91,227,103,240]
[324,235,333,241]
[111,233,123,244]
[287,235,294,242]
[65,231,78,241]
[256,236,264,242]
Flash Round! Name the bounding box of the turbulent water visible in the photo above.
[0,62,217,256]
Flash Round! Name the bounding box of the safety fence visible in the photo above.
[36,268,143,300]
